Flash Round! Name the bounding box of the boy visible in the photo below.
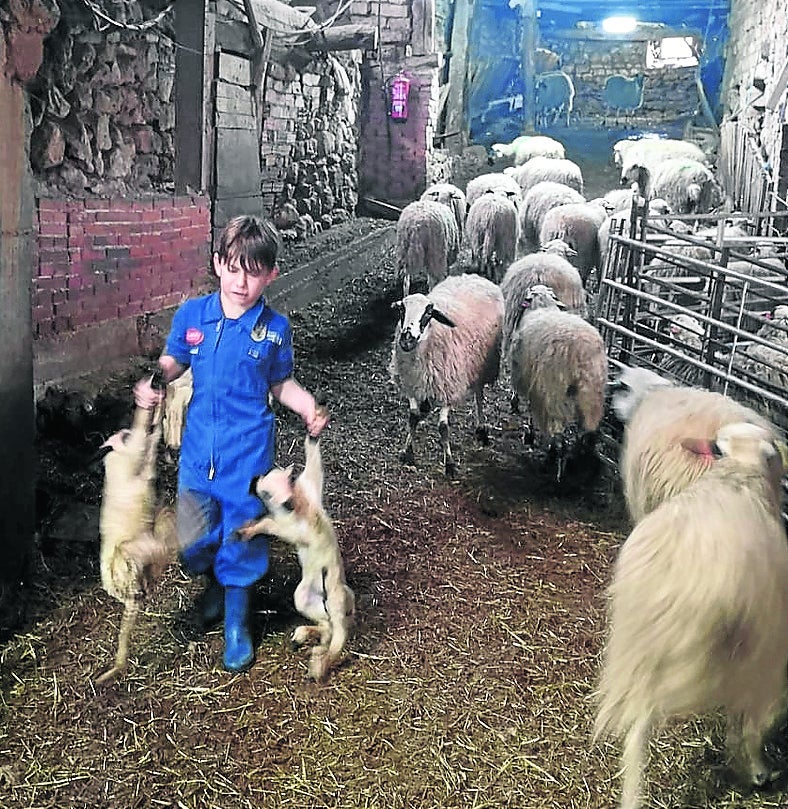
[135,215,328,672]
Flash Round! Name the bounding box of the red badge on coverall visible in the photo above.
[186,327,204,346]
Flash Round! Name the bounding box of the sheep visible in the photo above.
[648,158,719,215]
[161,368,193,453]
[610,364,781,523]
[504,155,584,196]
[465,172,521,210]
[656,312,707,385]
[509,284,608,480]
[420,182,467,239]
[395,199,460,296]
[619,138,709,190]
[490,134,565,166]
[594,421,788,809]
[519,181,585,253]
[95,397,179,685]
[464,192,519,283]
[538,201,607,283]
[240,431,354,681]
[534,70,575,127]
[500,248,586,356]
[739,304,788,390]
[389,273,504,478]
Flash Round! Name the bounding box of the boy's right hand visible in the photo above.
[134,375,165,410]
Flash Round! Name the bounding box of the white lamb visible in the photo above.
[465,172,521,210]
[389,273,504,478]
[595,421,788,809]
[499,247,586,357]
[491,134,565,166]
[509,284,608,480]
[464,192,519,283]
[611,364,781,523]
[396,199,459,296]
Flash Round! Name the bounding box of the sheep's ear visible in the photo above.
[431,308,456,328]
[681,438,722,459]
[391,300,405,320]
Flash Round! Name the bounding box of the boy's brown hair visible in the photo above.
[216,215,281,275]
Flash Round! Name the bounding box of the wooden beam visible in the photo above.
[443,0,471,152]
[302,23,378,52]
[520,0,536,134]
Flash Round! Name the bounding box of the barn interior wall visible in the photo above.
[721,0,788,208]
[540,36,699,127]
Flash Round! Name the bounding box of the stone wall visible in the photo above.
[721,0,788,206]
[540,35,698,126]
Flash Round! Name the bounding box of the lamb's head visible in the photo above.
[609,364,674,424]
[540,239,577,259]
[392,294,456,353]
[667,313,703,350]
[249,465,296,511]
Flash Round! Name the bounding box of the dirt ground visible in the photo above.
[4,148,788,809]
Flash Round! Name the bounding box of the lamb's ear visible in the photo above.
[391,300,405,320]
[681,438,722,459]
[431,308,456,328]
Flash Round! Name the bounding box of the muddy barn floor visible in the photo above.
[5,145,788,809]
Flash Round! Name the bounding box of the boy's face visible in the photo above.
[213,251,279,316]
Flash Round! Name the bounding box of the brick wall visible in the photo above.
[33,195,210,385]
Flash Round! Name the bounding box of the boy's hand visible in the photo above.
[306,404,330,438]
[134,375,165,410]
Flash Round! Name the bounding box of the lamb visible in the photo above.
[499,247,586,356]
[95,390,179,685]
[465,172,521,210]
[619,138,709,190]
[610,364,781,523]
[656,312,706,386]
[240,431,354,681]
[739,304,788,390]
[538,201,607,283]
[464,192,519,283]
[490,134,565,166]
[420,182,467,239]
[389,273,504,478]
[509,284,608,480]
[396,199,460,296]
[504,155,583,196]
[594,421,788,809]
[519,180,585,253]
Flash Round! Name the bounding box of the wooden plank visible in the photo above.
[302,22,378,51]
[520,0,536,133]
[216,90,255,115]
[202,9,215,195]
[215,81,251,102]
[215,127,261,196]
[443,0,471,152]
[218,51,251,85]
[249,0,316,33]
[410,0,434,56]
[216,110,257,128]
[215,18,254,54]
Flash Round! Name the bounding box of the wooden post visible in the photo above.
[520,0,536,134]
[443,0,471,152]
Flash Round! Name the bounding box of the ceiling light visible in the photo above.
[602,16,638,34]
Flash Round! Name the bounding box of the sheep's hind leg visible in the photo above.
[438,405,456,478]
[472,390,490,446]
[96,597,140,685]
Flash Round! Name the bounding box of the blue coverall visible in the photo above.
[166,291,294,588]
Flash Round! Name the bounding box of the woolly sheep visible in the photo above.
[396,199,460,296]
[464,192,519,283]
[465,172,521,210]
[595,421,788,809]
[739,304,788,389]
[538,201,606,283]
[491,134,565,166]
[421,182,467,239]
[504,155,583,196]
[499,249,586,356]
[519,181,585,252]
[648,158,719,215]
[619,138,709,190]
[389,273,504,478]
[509,284,608,479]
[610,364,780,523]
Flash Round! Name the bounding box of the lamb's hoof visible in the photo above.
[475,426,490,446]
[308,648,330,681]
[445,460,458,479]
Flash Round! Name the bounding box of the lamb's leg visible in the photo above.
[620,715,651,809]
[437,405,456,478]
[96,597,140,685]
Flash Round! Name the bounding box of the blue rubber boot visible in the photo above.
[223,586,254,672]
[197,572,224,627]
